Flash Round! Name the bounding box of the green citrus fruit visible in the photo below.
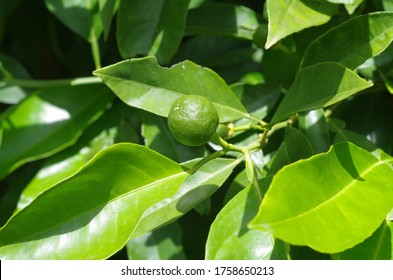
[168,95,219,146]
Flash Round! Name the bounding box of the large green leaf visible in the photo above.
[15,104,138,211]
[0,143,188,259]
[185,3,260,40]
[205,178,274,260]
[127,221,185,260]
[44,0,103,42]
[93,57,247,122]
[116,0,189,64]
[332,221,392,259]
[130,157,241,238]
[301,12,393,69]
[0,84,113,179]
[250,142,393,253]
[265,0,337,49]
[271,62,372,123]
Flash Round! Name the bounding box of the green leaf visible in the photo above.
[332,221,392,260]
[206,178,274,260]
[298,109,330,153]
[44,0,103,42]
[345,0,364,14]
[127,221,185,260]
[250,142,393,253]
[0,53,31,104]
[0,84,113,179]
[98,0,119,40]
[15,104,138,211]
[116,0,189,64]
[301,12,393,69]
[140,111,206,162]
[265,126,313,175]
[231,84,281,124]
[0,143,188,259]
[185,3,260,40]
[271,62,372,123]
[93,57,247,122]
[333,129,377,152]
[130,158,241,238]
[383,0,393,11]
[265,0,337,49]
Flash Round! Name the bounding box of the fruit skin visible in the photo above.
[168,95,219,146]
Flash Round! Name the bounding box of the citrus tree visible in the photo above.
[0,0,393,260]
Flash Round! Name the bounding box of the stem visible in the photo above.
[245,113,268,126]
[211,133,244,153]
[188,150,227,174]
[91,32,102,69]
[0,76,102,88]
[266,121,289,137]
[232,123,265,132]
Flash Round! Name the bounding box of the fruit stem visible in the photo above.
[211,133,244,153]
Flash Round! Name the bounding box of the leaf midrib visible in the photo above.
[1,171,187,245]
[266,159,388,227]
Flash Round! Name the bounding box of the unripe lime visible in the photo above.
[168,95,219,146]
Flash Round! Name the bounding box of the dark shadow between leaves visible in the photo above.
[300,0,338,17]
[335,142,365,181]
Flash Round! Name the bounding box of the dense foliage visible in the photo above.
[0,0,393,260]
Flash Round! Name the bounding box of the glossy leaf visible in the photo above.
[93,57,247,122]
[15,104,138,211]
[345,0,364,14]
[301,12,393,69]
[130,158,241,238]
[99,0,119,40]
[332,221,392,260]
[0,84,113,179]
[231,84,281,127]
[271,62,372,123]
[140,111,205,162]
[250,142,393,253]
[298,109,330,153]
[185,3,260,40]
[116,0,189,64]
[265,0,337,48]
[127,221,185,260]
[206,178,274,260]
[265,126,313,175]
[333,129,377,152]
[44,0,103,42]
[0,143,188,259]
